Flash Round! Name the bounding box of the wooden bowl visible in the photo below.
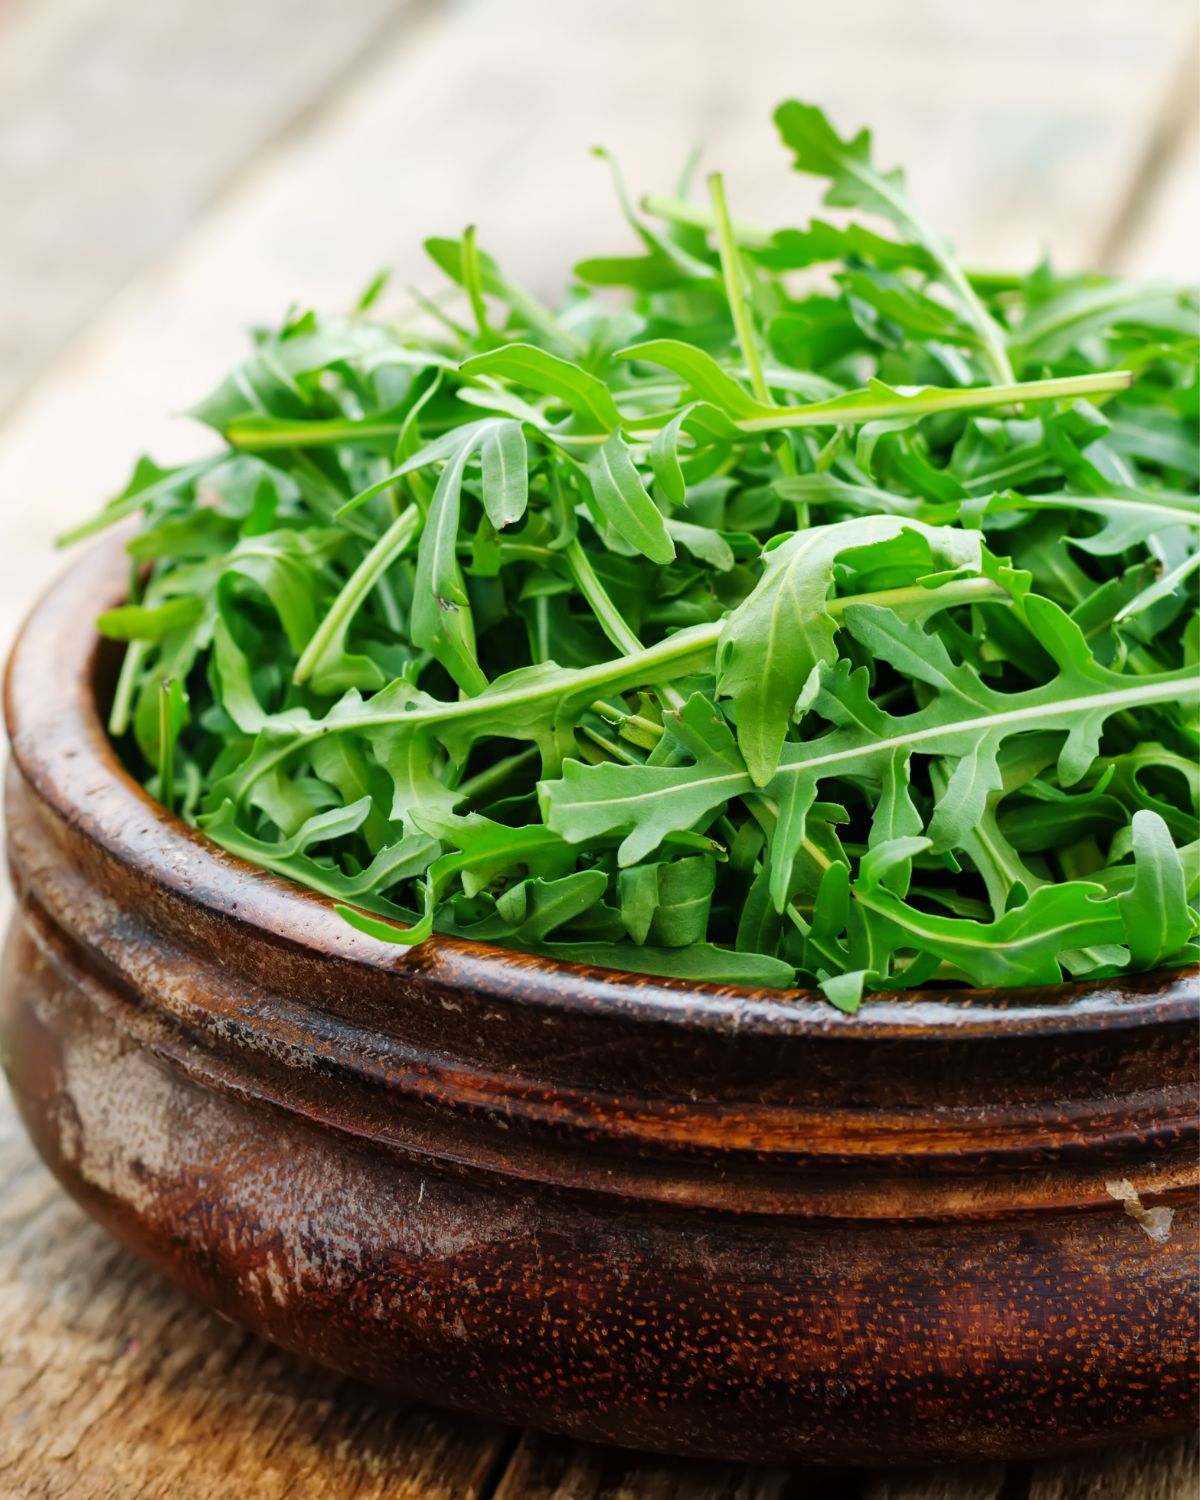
[2,537,1197,1466]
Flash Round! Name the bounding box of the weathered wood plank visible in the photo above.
[489,1434,611,1499]
[490,1429,797,1498]
[1105,26,1200,278]
[861,1466,1008,1499]
[1028,1434,1200,1500]
[0,0,418,415]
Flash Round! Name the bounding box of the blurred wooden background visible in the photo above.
[0,1,1197,1495]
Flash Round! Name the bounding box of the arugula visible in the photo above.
[74,99,1199,1008]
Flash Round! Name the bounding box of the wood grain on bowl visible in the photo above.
[1,537,1197,1465]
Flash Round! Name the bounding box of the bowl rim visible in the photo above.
[6,531,1197,1042]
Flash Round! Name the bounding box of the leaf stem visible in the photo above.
[810,144,1016,385]
[708,172,799,497]
[564,538,687,711]
[937,254,1015,385]
[735,371,1132,433]
[158,679,176,816]
[708,174,771,408]
[454,745,541,803]
[461,225,495,346]
[293,504,421,685]
[227,417,411,450]
[108,639,149,737]
[1114,549,1200,624]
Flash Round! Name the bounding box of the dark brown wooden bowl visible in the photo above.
[2,536,1197,1465]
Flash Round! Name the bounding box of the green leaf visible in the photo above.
[868,749,923,896]
[820,970,868,1014]
[479,420,529,528]
[616,339,764,420]
[618,855,716,946]
[541,694,746,865]
[293,504,421,691]
[766,777,820,912]
[425,235,576,353]
[410,433,489,694]
[337,898,435,947]
[1118,810,1196,969]
[544,604,1196,883]
[839,269,976,346]
[854,878,1125,987]
[665,519,734,571]
[460,343,620,434]
[494,869,609,941]
[202,800,438,915]
[717,517,984,785]
[530,940,795,988]
[584,433,676,565]
[336,416,500,517]
[59,456,220,546]
[977,488,1199,556]
[97,596,204,642]
[735,864,783,957]
[774,101,909,222]
[752,218,933,274]
[422,818,575,901]
[220,527,343,656]
[649,407,692,507]
[774,98,1014,384]
[1011,282,1196,364]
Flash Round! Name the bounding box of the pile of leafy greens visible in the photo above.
[70,101,1200,1009]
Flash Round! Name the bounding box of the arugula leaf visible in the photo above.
[58,456,221,546]
[97,597,204,642]
[1118,810,1197,968]
[410,431,489,694]
[618,855,716,946]
[717,517,984,785]
[584,433,677,564]
[527,940,796,987]
[542,694,746,865]
[479,420,529,528]
[202,799,439,914]
[853,872,1126,987]
[975,488,1199,556]
[544,606,1196,891]
[460,343,620,434]
[774,99,1014,384]
[1011,281,1196,365]
[617,339,764,420]
[425,235,576,353]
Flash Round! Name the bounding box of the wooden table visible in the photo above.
[0,1,1196,1493]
